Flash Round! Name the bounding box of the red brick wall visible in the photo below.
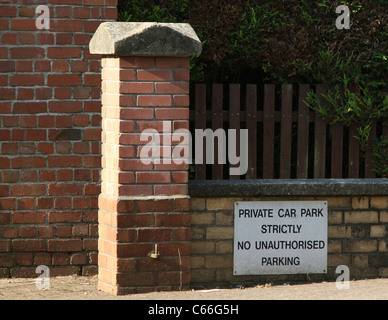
[0,0,117,277]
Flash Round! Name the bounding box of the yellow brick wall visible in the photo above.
[190,195,388,288]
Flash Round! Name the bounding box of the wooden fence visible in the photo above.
[189,83,387,180]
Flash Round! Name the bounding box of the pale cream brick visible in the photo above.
[191,241,215,255]
[192,227,205,240]
[343,240,377,253]
[191,269,215,283]
[349,267,378,278]
[352,197,369,209]
[328,240,342,253]
[191,212,215,225]
[344,211,378,224]
[216,212,233,226]
[216,241,233,254]
[328,226,351,238]
[326,197,352,210]
[370,225,386,238]
[328,211,343,224]
[327,254,351,267]
[379,211,388,223]
[378,240,388,252]
[206,226,234,240]
[371,197,388,209]
[378,268,388,277]
[190,256,205,269]
[190,198,206,211]
[205,255,233,269]
[216,269,233,282]
[206,198,234,210]
[352,254,368,267]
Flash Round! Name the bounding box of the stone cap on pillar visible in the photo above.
[89,22,202,57]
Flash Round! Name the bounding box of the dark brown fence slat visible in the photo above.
[280,84,293,179]
[314,85,327,179]
[348,125,360,178]
[195,84,206,180]
[263,84,275,179]
[229,84,241,179]
[246,84,257,179]
[331,123,343,178]
[212,84,224,180]
[383,120,388,139]
[297,84,310,179]
[348,126,360,178]
[365,120,376,178]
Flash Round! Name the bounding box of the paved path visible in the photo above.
[0,275,388,300]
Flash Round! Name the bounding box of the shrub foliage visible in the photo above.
[118,0,388,176]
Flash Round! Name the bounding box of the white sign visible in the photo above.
[234,201,327,275]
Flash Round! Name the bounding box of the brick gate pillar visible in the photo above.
[89,22,202,295]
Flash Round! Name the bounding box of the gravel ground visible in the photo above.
[0,275,388,300]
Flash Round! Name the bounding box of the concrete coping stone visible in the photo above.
[89,22,202,56]
[188,179,388,197]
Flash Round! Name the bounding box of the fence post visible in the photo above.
[90,22,201,295]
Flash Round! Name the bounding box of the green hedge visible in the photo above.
[118,0,387,84]
[118,0,388,176]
